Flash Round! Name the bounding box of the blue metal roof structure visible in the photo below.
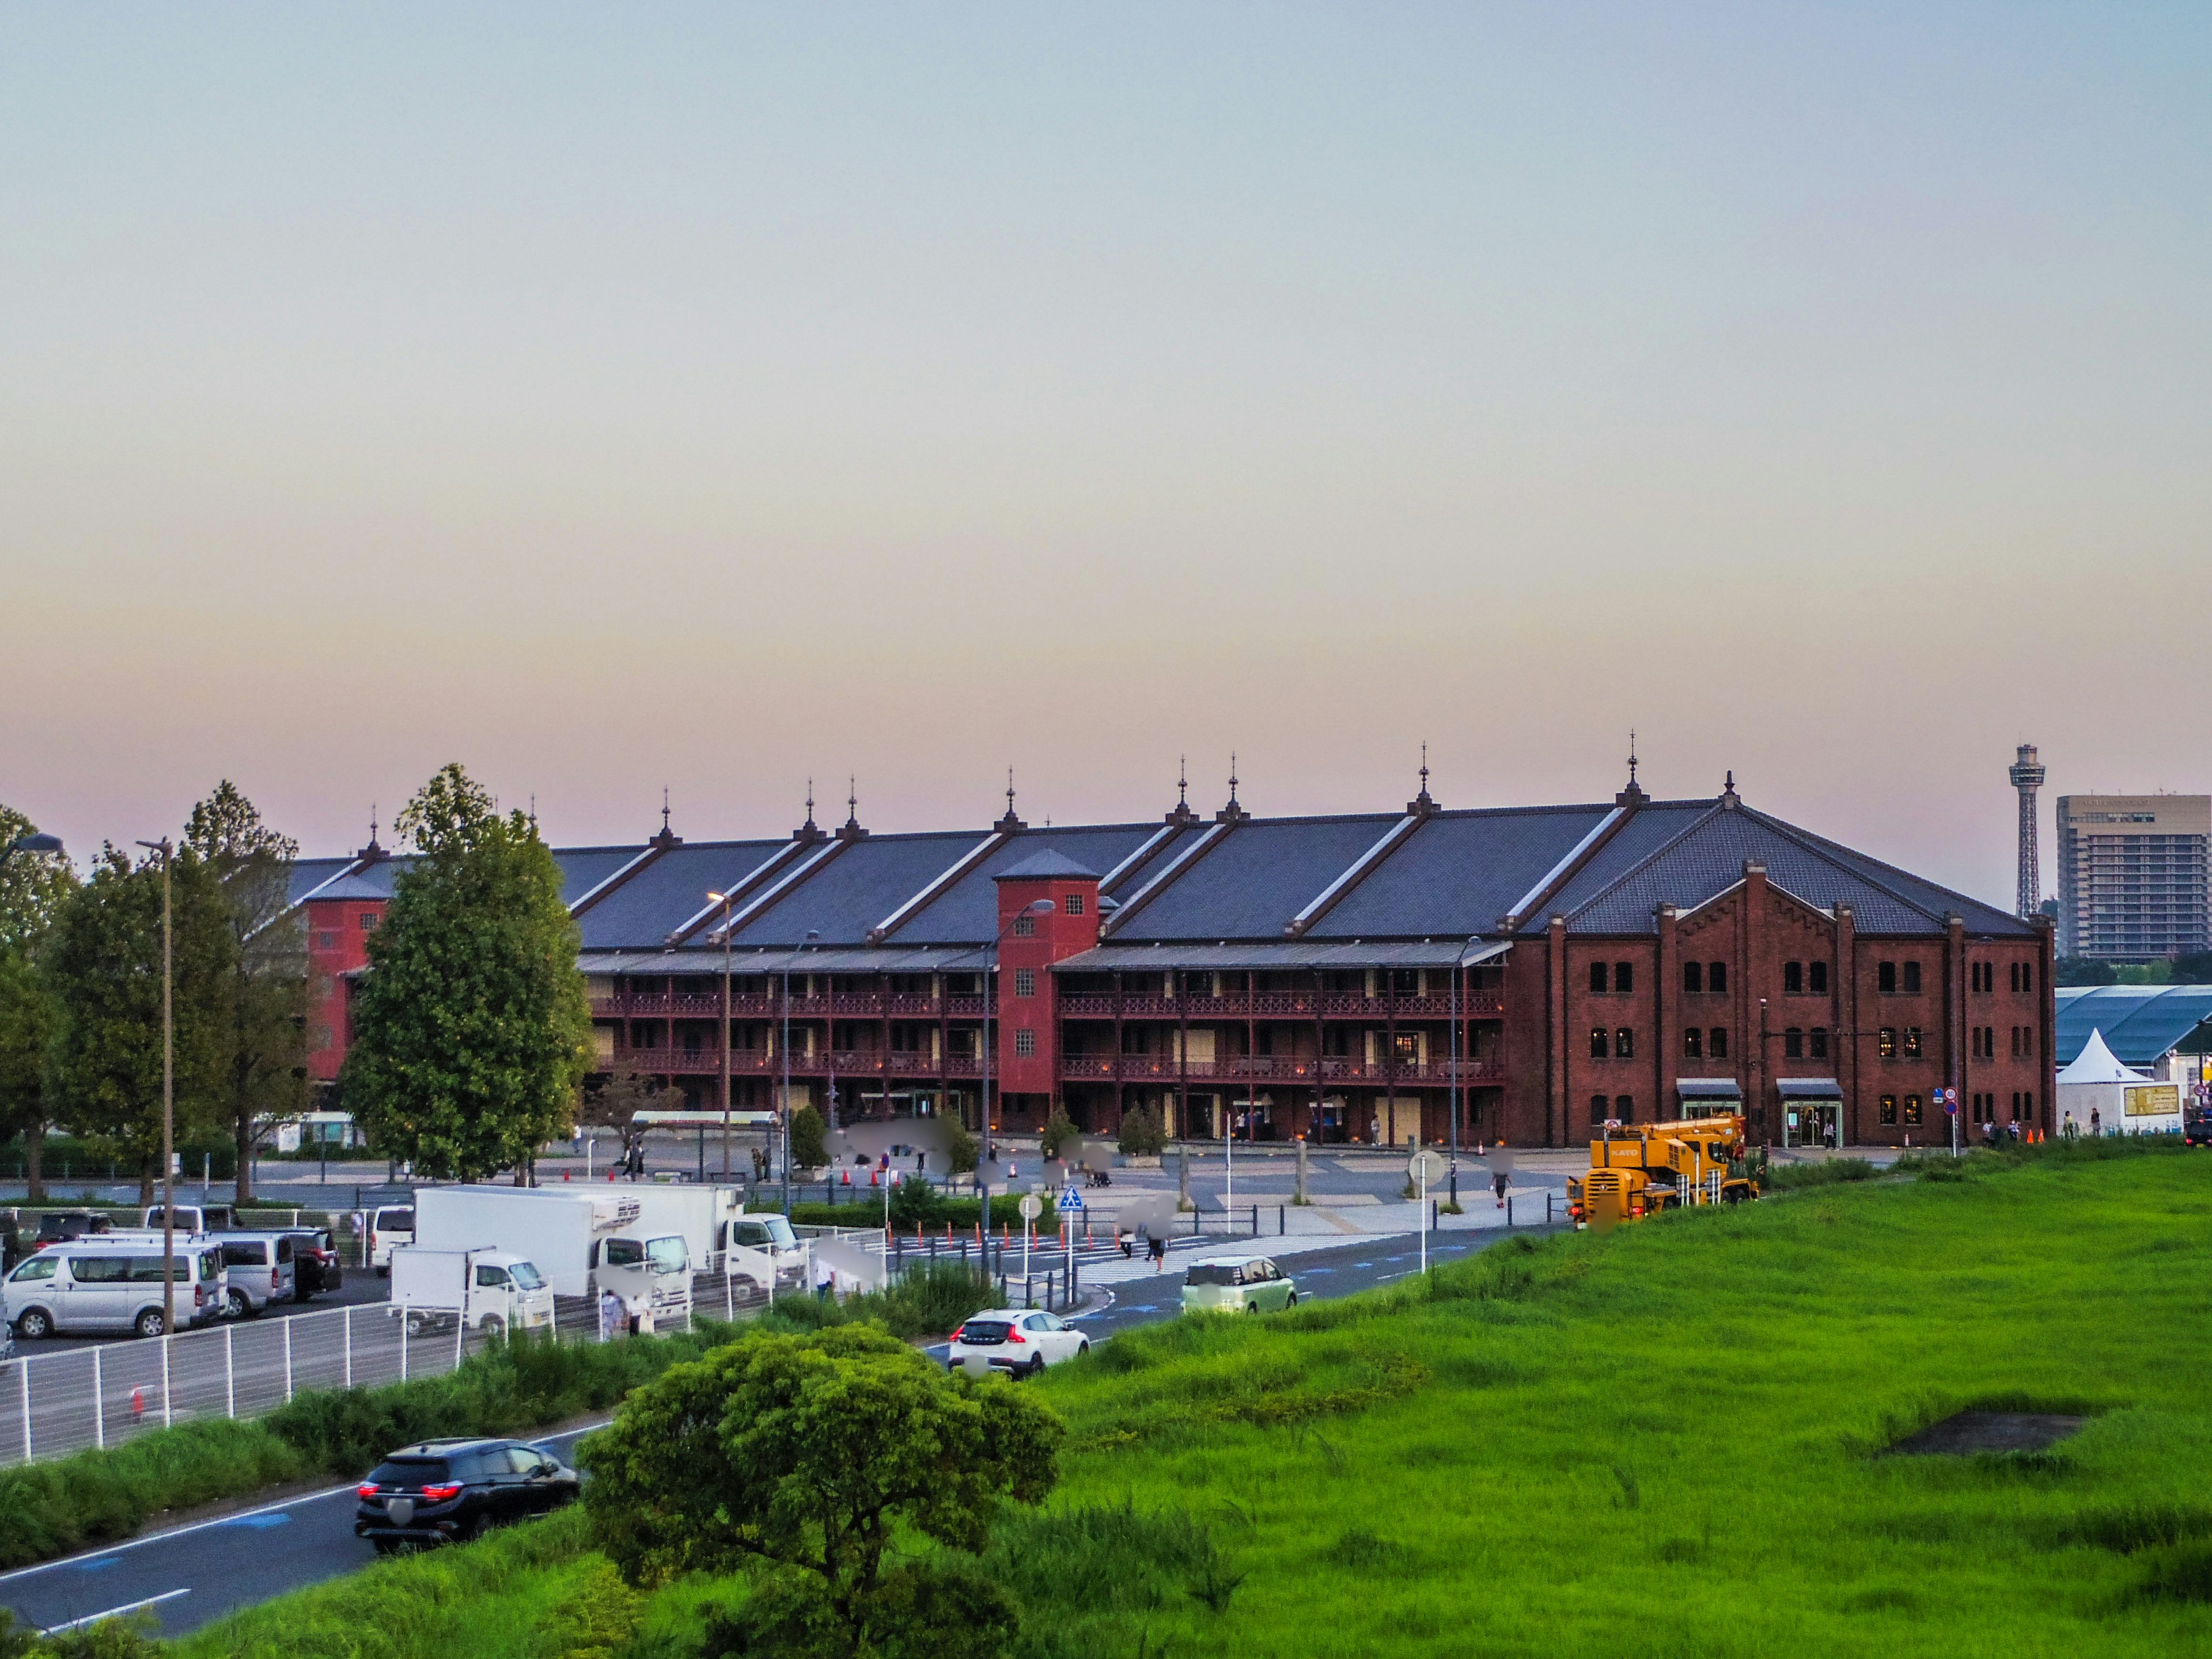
[2054,986,2212,1067]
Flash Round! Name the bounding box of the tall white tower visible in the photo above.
[2008,744,2045,920]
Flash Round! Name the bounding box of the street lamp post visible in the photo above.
[134,839,176,1334]
[707,890,738,1183]
[780,929,820,1215]
[1,831,65,871]
[1449,934,1480,1209]
[980,900,1055,1173]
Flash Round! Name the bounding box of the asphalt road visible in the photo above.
[0,1423,600,1640]
[1,1221,1549,1641]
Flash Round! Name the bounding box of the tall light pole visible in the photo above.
[980,899,1056,1173]
[1449,934,1480,1209]
[780,929,820,1215]
[707,890,737,1182]
[134,838,176,1333]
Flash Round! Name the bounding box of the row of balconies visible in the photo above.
[594,990,1506,1022]
[599,1044,1504,1086]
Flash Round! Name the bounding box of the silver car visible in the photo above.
[6,1242,225,1339]
[216,1233,298,1318]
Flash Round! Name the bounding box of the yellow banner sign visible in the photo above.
[2124,1084,2180,1119]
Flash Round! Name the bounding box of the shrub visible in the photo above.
[1118,1104,1166,1158]
[1038,1110,1081,1161]
[888,1173,949,1230]
[943,1119,980,1174]
[1764,1157,1879,1191]
[790,1105,829,1170]
[757,1262,998,1340]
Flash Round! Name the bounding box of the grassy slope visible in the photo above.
[173,1152,2212,1658]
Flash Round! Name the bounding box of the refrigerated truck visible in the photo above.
[412,1186,693,1325]
[388,1247,554,1338]
[582,1183,808,1298]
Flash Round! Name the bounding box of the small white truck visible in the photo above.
[389,1247,554,1338]
[412,1186,694,1327]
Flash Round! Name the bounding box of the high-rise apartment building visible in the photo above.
[2056,795,2211,961]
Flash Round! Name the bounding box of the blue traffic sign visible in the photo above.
[1057,1187,1085,1212]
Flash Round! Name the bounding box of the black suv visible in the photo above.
[33,1211,114,1247]
[279,1227,346,1300]
[354,1438,579,1552]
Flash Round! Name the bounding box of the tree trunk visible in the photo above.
[234,1109,254,1206]
[24,1123,44,1204]
[138,1155,155,1207]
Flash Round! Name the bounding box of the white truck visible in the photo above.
[389,1247,554,1338]
[412,1186,694,1327]
[584,1183,808,1300]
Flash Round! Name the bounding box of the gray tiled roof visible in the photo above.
[1116,816,1400,942]
[286,857,358,906]
[554,846,649,910]
[1306,805,1613,939]
[575,840,786,951]
[896,826,1162,944]
[1533,802,2034,937]
[726,832,987,949]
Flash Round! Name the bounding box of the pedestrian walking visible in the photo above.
[1486,1146,1516,1209]
[1119,1228,1135,1260]
[2090,1106,2103,1138]
[1147,1232,1166,1271]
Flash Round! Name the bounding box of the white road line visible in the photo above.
[0,1421,610,1587]
[43,1588,190,1633]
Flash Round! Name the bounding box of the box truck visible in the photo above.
[412,1186,693,1326]
[389,1247,554,1338]
[585,1184,806,1299]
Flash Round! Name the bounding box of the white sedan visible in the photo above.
[945,1308,1089,1377]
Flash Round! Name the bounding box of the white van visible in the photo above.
[214,1233,298,1317]
[5,1241,226,1339]
[365,1205,416,1274]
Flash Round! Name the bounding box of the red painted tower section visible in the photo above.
[993,854,1103,1110]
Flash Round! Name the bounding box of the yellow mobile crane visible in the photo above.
[1566,1113,1765,1228]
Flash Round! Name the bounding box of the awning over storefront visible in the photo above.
[1776,1078,1844,1101]
[1676,1079,1743,1101]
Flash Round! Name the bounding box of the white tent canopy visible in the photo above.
[2056,1028,2151,1086]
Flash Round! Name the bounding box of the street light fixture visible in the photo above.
[980,899,1056,1176]
[134,838,176,1334]
[706,889,739,1183]
[1449,934,1482,1210]
[1,832,64,868]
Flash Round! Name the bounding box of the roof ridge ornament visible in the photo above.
[1216,753,1251,824]
[359,805,384,861]
[652,787,681,849]
[996,766,1027,832]
[838,776,868,842]
[1165,756,1198,827]
[1721,768,1740,809]
[794,779,825,844]
[1407,741,1440,816]
[1615,732,1649,807]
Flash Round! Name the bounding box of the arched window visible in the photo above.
[1614,1028,1635,1059]
[1709,962,1728,994]
[1683,961,1703,994]
[1615,1094,1635,1123]
[1784,1027,1803,1059]
[1684,1027,1703,1059]
[1614,961,1634,994]
[1809,961,1829,994]
[1783,961,1804,995]
[1589,1093,1608,1126]
[1709,1027,1728,1059]
[1589,961,1609,994]
[1590,1027,1609,1059]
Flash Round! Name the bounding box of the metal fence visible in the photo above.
[0,1266,777,1470]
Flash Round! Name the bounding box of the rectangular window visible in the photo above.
[1683,961,1703,994]
[1012,914,1036,937]
[1590,1027,1609,1059]
[359,912,378,930]
[1589,1093,1608,1126]
[1709,1027,1728,1059]
[1393,1032,1421,1065]
[1879,1093,1898,1126]
[1062,893,1085,916]
[317,931,338,949]
[1684,1028,1702,1060]
[1878,1027,1897,1059]
[2022,963,2034,994]
[1784,1028,1803,1059]
[1013,1028,1036,1058]
[1614,1028,1635,1060]
[1614,961,1634,994]
[1878,961,1897,994]
[1709,963,1728,994]
[1615,1094,1634,1123]
[1809,961,1828,994]
[1904,1093,1924,1126]
[1589,962,1608,994]
[2009,963,2021,993]
[1809,1026,1829,1060]
[1783,961,1804,995]
[1903,961,1922,994]
[1904,1027,1923,1059]
[1013,969,1036,998]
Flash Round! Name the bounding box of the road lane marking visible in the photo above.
[42,1588,189,1633]
[0,1422,609,1587]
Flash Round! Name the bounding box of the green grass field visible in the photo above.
[174,1146,2212,1658]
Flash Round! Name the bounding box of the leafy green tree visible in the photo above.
[1037,1107,1080,1161]
[41,846,235,1200]
[0,803,76,953]
[185,782,315,1203]
[789,1102,829,1169]
[1118,1102,1166,1157]
[941,1118,978,1175]
[582,1324,1060,1659]
[0,950,59,1199]
[342,764,591,1182]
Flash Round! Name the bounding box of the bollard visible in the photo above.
[1547,1191,1554,1224]
[1278,1204,1285,1235]
[1508,1194,1515,1227]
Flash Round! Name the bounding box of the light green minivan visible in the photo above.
[1180,1256,1297,1315]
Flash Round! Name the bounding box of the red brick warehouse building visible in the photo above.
[287,766,2056,1149]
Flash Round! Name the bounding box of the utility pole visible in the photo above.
[135,838,176,1332]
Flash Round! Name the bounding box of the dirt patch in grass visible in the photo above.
[1885,1410,2086,1457]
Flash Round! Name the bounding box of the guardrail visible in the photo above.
[0,1266,773,1469]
